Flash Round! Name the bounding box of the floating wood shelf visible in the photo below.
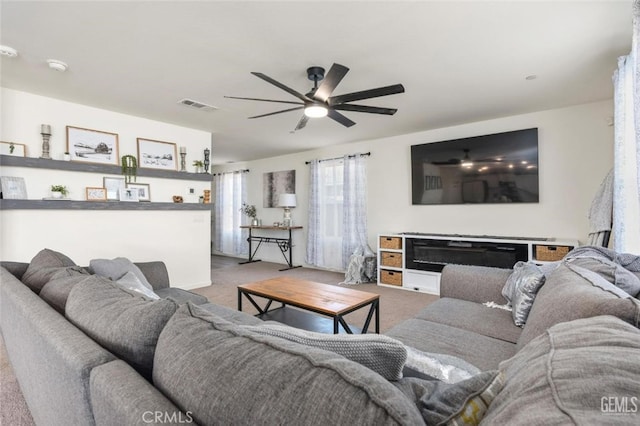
[0,200,212,211]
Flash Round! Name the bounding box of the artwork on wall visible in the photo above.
[137,138,177,170]
[67,126,119,165]
[0,141,26,157]
[263,169,295,208]
[0,176,27,199]
[103,177,126,201]
[85,187,107,201]
[126,183,151,202]
[119,187,139,202]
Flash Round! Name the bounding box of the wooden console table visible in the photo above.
[239,225,303,271]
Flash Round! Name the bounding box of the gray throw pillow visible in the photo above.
[484,316,640,424]
[66,275,178,379]
[90,257,153,290]
[403,346,481,384]
[39,268,91,313]
[116,271,160,300]
[21,248,77,293]
[393,370,504,425]
[243,323,407,380]
[502,262,546,326]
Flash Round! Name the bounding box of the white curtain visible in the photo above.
[306,155,368,270]
[612,2,640,254]
[213,171,247,256]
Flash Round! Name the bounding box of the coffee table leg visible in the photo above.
[361,300,380,334]
[237,289,242,311]
[333,317,339,334]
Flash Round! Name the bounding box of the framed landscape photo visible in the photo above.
[137,138,177,170]
[0,141,26,157]
[86,187,107,201]
[0,176,27,199]
[67,126,119,165]
[103,177,126,201]
[119,187,139,202]
[126,182,150,202]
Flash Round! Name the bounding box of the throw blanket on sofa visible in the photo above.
[566,246,640,272]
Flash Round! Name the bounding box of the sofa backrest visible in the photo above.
[517,263,640,350]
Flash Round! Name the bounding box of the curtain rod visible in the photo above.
[212,169,249,176]
[305,152,371,165]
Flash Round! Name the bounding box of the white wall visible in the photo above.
[1,89,212,289]
[213,100,614,269]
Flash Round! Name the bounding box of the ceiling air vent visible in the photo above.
[178,98,217,111]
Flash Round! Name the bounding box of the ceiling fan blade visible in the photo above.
[224,96,304,106]
[329,84,405,105]
[333,104,397,115]
[327,109,356,128]
[313,63,349,102]
[294,115,309,131]
[251,72,312,103]
[248,106,304,119]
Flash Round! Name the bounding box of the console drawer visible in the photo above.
[379,236,402,250]
[381,251,403,268]
[380,270,403,286]
[534,244,572,261]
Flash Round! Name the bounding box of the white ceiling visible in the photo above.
[0,1,632,165]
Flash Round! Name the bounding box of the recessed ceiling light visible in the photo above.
[47,59,68,72]
[0,45,18,57]
[525,75,537,80]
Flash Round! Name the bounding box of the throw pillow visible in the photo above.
[21,248,77,293]
[66,275,178,379]
[484,316,640,424]
[116,271,160,300]
[403,346,481,384]
[89,257,153,290]
[393,370,504,426]
[502,262,546,326]
[565,256,640,297]
[243,323,407,380]
[39,268,91,313]
[153,303,424,426]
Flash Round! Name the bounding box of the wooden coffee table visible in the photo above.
[237,276,380,334]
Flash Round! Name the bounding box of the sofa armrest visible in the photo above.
[90,360,193,426]
[0,261,29,280]
[134,262,170,290]
[440,264,512,304]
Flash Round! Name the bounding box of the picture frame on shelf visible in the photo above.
[0,176,27,199]
[103,177,126,201]
[0,141,27,157]
[67,126,119,165]
[126,182,150,202]
[86,187,107,201]
[119,187,139,202]
[137,138,177,171]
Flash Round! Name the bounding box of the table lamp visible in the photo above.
[278,193,297,227]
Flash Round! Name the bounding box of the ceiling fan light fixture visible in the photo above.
[304,104,328,118]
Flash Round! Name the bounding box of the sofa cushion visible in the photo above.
[153,303,425,426]
[21,248,77,293]
[39,269,90,314]
[66,275,178,379]
[154,287,208,305]
[385,318,517,371]
[394,370,504,425]
[89,257,153,290]
[197,302,263,325]
[483,316,640,425]
[415,298,522,344]
[243,322,408,380]
[565,256,640,297]
[517,263,640,350]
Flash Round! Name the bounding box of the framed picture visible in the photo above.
[103,177,126,201]
[86,187,107,201]
[126,183,151,202]
[67,126,119,165]
[137,138,177,170]
[119,187,139,202]
[0,141,26,157]
[0,176,27,199]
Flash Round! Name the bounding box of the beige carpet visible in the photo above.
[0,257,438,424]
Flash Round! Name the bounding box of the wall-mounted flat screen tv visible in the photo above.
[411,128,539,205]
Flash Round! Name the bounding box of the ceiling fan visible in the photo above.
[225,63,405,131]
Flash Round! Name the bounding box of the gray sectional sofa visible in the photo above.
[1,249,640,425]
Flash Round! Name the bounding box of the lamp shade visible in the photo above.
[278,193,297,208]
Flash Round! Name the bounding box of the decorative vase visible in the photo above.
[251,218,259,226]
[51,191,63,199]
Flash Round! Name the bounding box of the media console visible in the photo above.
[377,233,579,295]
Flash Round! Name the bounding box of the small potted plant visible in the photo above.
[50,185,69,199]
[240,202,259,226]
[193,160,204,173]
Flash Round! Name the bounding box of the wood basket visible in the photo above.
[380,270,403,286]
[535,245,571,262]
[379,236,402,250]
[381,252,402,268]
